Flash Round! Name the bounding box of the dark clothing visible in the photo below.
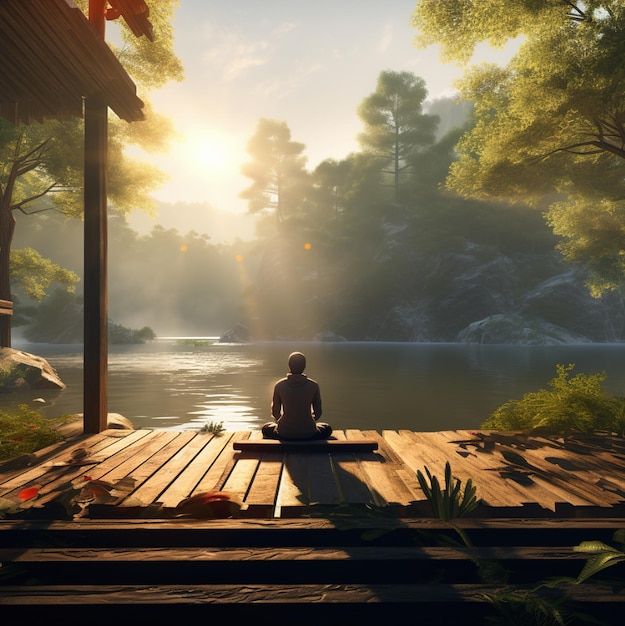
[262,372,332,440]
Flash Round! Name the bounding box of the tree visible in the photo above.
[357,70,439,203]
[412,0,625,293]
[0,1,183,343]
[239,118,310,225]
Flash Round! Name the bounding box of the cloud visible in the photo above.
[377,22,394,53]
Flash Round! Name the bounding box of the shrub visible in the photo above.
[481,363,625,433]
[0,405,71,462]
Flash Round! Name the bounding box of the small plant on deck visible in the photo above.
[200,420,225,435]
[416,460,479,522]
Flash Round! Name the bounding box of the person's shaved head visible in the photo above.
[288,352,306,374]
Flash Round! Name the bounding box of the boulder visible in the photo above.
[457,313,592,345]
[55,413,135,438]
[0,347,65,392]
[219,324,251,343]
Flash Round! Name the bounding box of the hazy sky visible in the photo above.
[125,1,514,233]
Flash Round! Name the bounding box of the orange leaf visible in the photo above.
[18,486,40,501]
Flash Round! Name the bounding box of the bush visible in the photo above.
[481,363,625,434]
[0,405,71,462]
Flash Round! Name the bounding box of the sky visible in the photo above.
[124,1,515,238]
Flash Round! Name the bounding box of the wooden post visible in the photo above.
[83,0,108,434]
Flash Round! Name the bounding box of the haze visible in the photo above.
[127,0,516,242]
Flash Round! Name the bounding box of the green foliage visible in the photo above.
[481,364,625,433]
[0,405,69,462]
[574,529,625,584]
[416,461,479,521]
[357,70,439,203]
[200,421,225,435]
[10,247,79,301]
[412,0,625,293]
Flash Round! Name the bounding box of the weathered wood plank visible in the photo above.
[1,582,623,605]
[345,429,418,508]
[426,430,574,511]
[158,432,240,508]
[243,451,283,512]
[221,451,261,502]
[275,451,312,517]
[331,450,376,507]
[308,450,342,508]
[120,431,199,506]
[192,430,250,494]
[450,430,617,508]
[0,545,593,563]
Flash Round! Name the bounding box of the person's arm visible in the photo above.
[271,384,282,420]
[312,386,322,420]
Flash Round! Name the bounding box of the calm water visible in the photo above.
[5,338,625,433]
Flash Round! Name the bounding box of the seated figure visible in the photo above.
[261,351,333,441]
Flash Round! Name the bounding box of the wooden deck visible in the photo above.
[2,427,625,519]
[2,428,625,621]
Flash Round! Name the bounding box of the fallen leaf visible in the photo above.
[18,485,41,501]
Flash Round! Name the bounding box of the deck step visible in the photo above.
[1,519,624,623]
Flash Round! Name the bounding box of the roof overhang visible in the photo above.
[0,0,145,125]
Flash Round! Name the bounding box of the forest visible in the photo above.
[4,2,625,345]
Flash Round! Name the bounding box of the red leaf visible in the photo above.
[18,486,40,501]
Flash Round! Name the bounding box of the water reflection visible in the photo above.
[4,338,625,433]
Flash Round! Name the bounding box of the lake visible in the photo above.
[5,338,625,433]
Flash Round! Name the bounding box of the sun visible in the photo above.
[177,132,233,173]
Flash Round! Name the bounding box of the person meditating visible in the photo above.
[262,351,333,440]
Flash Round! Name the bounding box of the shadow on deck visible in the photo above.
[1,428,625,622]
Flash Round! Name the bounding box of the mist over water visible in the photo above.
[6,339,625,433]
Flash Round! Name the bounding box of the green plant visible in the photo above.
[574,529,625,584]
[0,405,72,463]
[481,364,625,434]
[200,420,225,435]
[416,461,479,521]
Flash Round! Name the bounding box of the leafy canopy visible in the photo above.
[412,1,625,293]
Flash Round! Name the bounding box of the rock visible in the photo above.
[0,347,65,392]
[55,413,135,438]
[219,324,250,343]
[457,313,592,345]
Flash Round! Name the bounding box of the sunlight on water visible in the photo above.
[5,338,625,433]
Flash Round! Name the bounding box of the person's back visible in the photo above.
[262,351,332,441]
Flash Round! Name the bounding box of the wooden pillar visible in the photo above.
[83,0,108,434]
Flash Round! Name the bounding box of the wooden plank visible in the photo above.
[423,430,571,510]
[243,451,283,512]
[221,451,261,502]
[448,430,618,509]
[0,434,110,493]
[274,451,311,517]
[192,431,250,494]
[1,582,623,606]
[308,451,342,508]
[0,545,594,565]
[78,430,180,485]
[330,450,375,507]
[233,439,378,452]
[345,430,418,509]
[119,431,199,506]
[490,437,623,508]
[158,432,241,508]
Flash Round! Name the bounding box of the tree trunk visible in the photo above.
[0,200,16,347]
